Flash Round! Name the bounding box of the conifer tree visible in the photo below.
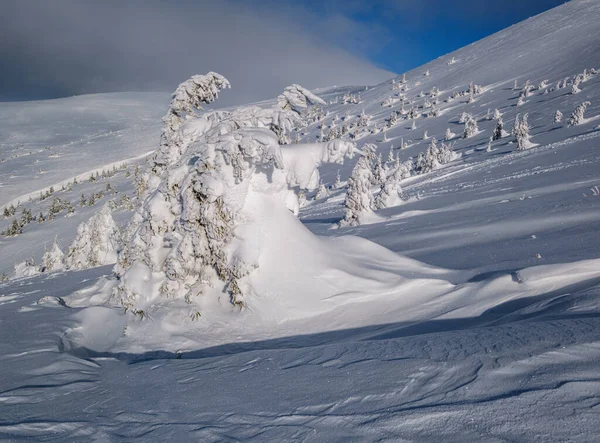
[340,155,374,227]
[568,101,591,126]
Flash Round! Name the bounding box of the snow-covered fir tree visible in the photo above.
[114,73,356,314]
[463,115,478,139]
[493,117,507,141]
[387,145,395,163]
[422,138,441,173]
[315,181,330,200]
[152,72,231,172]
[514,113,532,151]
[340,155,374,227]
[437,141,457,164]
[571,75,582,94]
[554,110,563,123]
[445,128,455,141]
[374,165,403,209]
[568,101,591,126]
[65,204,121,270]
[373,153,387,186]
[333,170,343,189]
[40,239,65,273]
[493,108,502,119]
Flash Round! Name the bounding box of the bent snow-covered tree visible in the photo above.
[153,72,231,172]
[114,74,355,316]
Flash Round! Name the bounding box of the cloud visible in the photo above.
[0,0,394,105]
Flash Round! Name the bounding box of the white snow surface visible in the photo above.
[2,1,600,440]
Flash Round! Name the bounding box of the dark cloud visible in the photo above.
[0,0,394,105]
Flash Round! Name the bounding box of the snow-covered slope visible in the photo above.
[2,1,600,440]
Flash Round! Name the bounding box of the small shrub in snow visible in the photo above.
[568,101,591,126]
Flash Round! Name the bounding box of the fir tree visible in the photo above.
[333,170,342,189]
[568,101,591,126]
[373,153,387,186]
[515,113,531,151]
[463,115,478,139]
[554,110,563,123]
[387,145,395,163]
[340,155,374,227]
[493,118,505,141]
[315,181,330,200]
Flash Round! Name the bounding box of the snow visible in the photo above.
[2,0,600,440]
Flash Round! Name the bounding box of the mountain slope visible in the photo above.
[1,1,600,440]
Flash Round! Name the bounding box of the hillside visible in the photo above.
[1,1,600,440]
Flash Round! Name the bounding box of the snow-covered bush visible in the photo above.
[65,204,121,270]
[568,101,591,126]
[12,258,40,279]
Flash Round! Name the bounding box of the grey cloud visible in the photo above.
[0,0,394,105]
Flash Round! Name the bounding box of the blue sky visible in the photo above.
[1,0,567,104]
[268,0,568,73]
